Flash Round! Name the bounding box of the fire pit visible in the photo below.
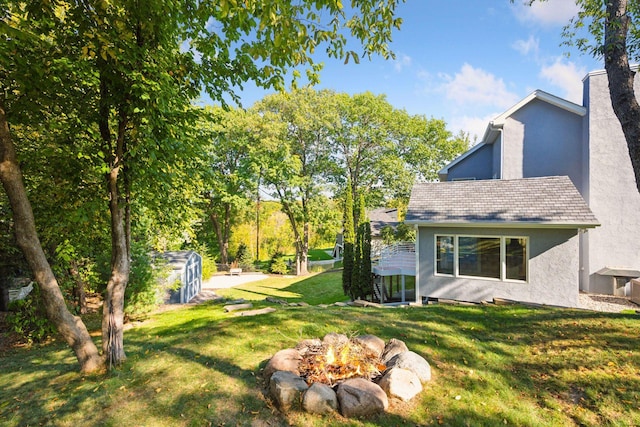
[263,333,432,418]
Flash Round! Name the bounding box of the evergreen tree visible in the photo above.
[353,195,372,299]
[359,218,373,299]
[342,180,355,297]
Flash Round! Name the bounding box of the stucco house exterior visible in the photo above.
[405,69,640,307]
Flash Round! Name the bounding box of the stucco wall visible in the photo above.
[583,71,640,293]
[416,226,580,307]
[502,99,584,189]
[447,143,494,181]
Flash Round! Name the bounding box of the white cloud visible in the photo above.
[539,58,586,104]
[443,63,519,109]
[513,0,579,26]
[512,35,540,57]
[394,53,412,72]
[449,113,499,143]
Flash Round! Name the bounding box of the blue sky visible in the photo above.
[202,0,602,141]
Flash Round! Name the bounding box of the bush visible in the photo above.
[269,253,289,275]
[125,243,163,320]
[192,243,217,280]
[235,243,254,271]
[6,285,55,344]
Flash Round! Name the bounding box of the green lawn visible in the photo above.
[217,270,346,305]
[1,272,639,426]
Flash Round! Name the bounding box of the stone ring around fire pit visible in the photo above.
[262,333,432,418]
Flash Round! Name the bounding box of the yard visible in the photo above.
[1,271,639,426]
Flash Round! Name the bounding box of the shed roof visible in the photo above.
[405,176,599,228]
[156,250,199,271]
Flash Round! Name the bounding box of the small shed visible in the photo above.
[158,251,202,304]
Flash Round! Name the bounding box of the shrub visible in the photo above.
[269,253,289,275]
[235,243,254,271]
[192,243,217,280]
[125,243,163,320]
[6,285,55,344]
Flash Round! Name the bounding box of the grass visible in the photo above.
[217,270,346,305]
[307,248,334,261]
[1,271,639,426]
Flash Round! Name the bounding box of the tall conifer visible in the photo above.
[342,180,355,297]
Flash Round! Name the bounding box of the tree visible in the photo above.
[329,92,468,209]
[0,4,105,372]
[1,0,403,371]
[342,179,355,298]
[197,107,260,266]
[255,89,337,275]
[353,194,372,299]
[536,0,640,192]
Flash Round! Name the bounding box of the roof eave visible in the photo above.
[404,220,600,229]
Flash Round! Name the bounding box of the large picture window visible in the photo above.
[435,235,528,282]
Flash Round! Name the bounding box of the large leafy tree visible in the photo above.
[197,106,260,266]
[329,92,468,210]
[1,0,403,371]
[255,89,337,275]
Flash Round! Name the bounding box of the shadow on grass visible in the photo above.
[1,303,639,426]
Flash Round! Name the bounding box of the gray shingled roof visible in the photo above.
[405,176,599,228]
[368,208,399,236]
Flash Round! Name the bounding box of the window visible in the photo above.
[505,238,527,281]
[436,236,454,275]
[435,235,528,282]
[459,236,501,279]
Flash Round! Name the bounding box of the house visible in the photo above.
[406,69,640,307]
[332,208,400,260]
[369,207,399,256]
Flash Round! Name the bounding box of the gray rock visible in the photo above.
[378,367,423,401]
[353,334,385,359]
[295,338,322,355]
[263,349,302,381]
[302,382,338,415]
[336,378,389,418]
[322,332,350,348]
[223,302,253,312]
[381,338,408,364]
[386,351,431,382]
[269,371,309,412]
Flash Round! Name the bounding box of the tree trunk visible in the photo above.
[101,147,129,368]
[299,221,309,275]
[210,209,228,266]
[604,0,640,193]
[0,97,104,373]
[69,261,87,314]
[99,86,129,368]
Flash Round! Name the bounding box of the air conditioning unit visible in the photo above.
[631,279,640,305]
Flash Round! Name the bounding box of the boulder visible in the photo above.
[302,382,338,415]
[263,349,302,381]
[295,338,322,355]
[378,367,422,401]
[353,334,385,359]
[386,351,432,382]
[336,378,389,418]
[381,338,408,364]
[269,371,309,411]
[322,332,350,348]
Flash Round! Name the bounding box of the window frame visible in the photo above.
[434,234,529,283]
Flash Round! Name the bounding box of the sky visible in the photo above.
[201,0,603,142]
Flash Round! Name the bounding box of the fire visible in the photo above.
[299,340,386,386]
